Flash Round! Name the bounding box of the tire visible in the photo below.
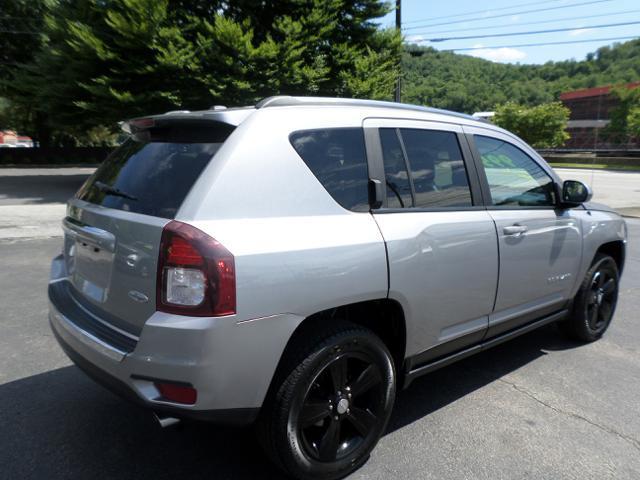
[257,321,396,480]
[560,253,619,342]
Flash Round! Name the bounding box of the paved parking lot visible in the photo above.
[1,168,639,479]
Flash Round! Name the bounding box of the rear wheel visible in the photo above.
[258,322,395,480]
[560,253,619,342]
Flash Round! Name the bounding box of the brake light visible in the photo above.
[157,221,236,316]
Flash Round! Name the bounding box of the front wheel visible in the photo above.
[560,253,619,342]
[258,322,395,480]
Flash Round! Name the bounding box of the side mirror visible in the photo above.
[560,180,592,207]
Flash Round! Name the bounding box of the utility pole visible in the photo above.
[395,0,402,102]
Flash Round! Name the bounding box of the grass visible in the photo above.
[548,162,640,172]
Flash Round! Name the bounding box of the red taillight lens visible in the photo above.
[167,236,203,266]
[157,220,236,316]
[155,382,197,405]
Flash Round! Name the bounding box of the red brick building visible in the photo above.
[560,81,640,149]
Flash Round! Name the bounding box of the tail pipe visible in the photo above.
[153,412,181,428]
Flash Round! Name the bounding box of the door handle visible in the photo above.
[503,225,528,236]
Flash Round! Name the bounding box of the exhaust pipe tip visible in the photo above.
[153,412,181,428]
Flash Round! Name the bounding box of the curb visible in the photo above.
[549,165,640,173]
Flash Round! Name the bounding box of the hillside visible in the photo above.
[402,39,640,114]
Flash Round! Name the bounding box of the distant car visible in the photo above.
[49,97,626,480]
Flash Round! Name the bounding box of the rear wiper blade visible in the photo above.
[93,181,138,201]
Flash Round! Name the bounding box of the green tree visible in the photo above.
[401,39,640,113]
[3,0,400,145]
[0,0,49,80]
[493,102,570,148]
[607,85,640,139]
[628,106,640,138]
[0,0,49,133]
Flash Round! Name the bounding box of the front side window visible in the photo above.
[290,128,370,212]
[475,135,556,207]
[380,128,473,208]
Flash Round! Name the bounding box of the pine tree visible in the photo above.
[3,0,400,144]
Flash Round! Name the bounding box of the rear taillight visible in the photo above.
[157,221,235,316]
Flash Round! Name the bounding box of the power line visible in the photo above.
[407,8,640,37]
[403,0,563,25]
[423,20,640,43]
[403,0,613,31]
[438,35,639,52]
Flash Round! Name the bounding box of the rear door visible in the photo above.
[464,126,582,337]
[364,118,499,364]
[63,119,234,336]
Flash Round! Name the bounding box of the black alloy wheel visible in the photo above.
[297,351,385,463]
[560,253,619,342]
[584,268,618,332]
[258,322,395,480]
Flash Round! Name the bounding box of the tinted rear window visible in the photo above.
[290,128,370,212]
[77,122,233,218]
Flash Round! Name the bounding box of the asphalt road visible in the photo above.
[1,168,639,479]
[0,168,93,239]
[555,168,640,213]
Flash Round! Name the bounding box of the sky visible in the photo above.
[380,0,640,64]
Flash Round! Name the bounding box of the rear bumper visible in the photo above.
[50,320,258,425]
[48,255,303,424]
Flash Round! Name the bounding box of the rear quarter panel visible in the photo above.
[178,107,389,322]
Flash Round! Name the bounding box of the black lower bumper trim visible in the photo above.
[51,320,259,426]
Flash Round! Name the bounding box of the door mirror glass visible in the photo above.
[562,180,592,206]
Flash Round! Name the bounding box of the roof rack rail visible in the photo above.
[254,95,477,121]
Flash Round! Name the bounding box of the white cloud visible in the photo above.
[511,15,521,22]
[467,44,527,62]
[405,34,425,43]
[569,28,592,36]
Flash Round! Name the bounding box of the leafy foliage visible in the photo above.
[0,0,49,79]
[1,0,399,145]
[402,40,640,114]
[607,86,640,139]
[493,102,570,148]
[628,106,640,138]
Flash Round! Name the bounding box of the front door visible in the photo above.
[465,128,582,337]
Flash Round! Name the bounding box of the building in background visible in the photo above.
[560,81,640,150]
[0,130,18,147]
[0,130,34,147]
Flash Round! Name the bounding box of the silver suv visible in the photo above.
[49,97,627,480]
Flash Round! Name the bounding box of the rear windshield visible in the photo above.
[76,122,233,218]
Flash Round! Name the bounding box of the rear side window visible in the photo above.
[76,122,233,218]
[380,128,473,208]
[380,129,412,208]
[290,128,370,212]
